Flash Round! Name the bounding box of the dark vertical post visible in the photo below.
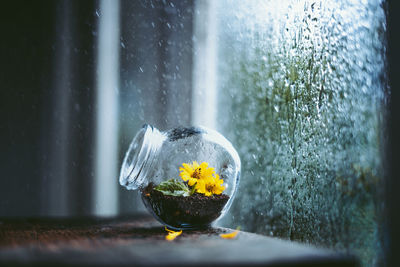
[40,0,99,216]
[61,0,98,215]
[41,0,72,216]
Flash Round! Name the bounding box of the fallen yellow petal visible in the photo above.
[220,229,239,239]
[165,227,182,241]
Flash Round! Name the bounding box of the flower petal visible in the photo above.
[165,227,182,241]
[192,161,200,169]
[220,230,239,239]
[181,163,194,174]
[187,178,197,186]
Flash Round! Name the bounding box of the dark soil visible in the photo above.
[141,183,229,229]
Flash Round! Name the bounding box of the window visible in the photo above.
[211,1,387,266]
[0,1,388,266]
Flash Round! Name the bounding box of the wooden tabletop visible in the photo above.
[0,215,358,266]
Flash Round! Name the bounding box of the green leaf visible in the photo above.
[154,179,190,197]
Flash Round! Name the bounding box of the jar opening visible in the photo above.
[119,124,164,190]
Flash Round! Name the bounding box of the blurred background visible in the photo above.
[0,0,196,217]
[0,0,393,266]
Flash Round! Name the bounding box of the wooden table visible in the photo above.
[0,215,358,266]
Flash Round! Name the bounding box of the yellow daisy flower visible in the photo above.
[179,161,215,186]
[195,174,225,196]
[179,161,225,196]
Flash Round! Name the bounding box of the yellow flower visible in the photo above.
[179,161,225,196]
[195,174,225,196]
[165,227,182,241]
[179,161,215,186]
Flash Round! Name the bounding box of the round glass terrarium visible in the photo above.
[119,124,241,230]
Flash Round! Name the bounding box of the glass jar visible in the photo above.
[119,124,241,230]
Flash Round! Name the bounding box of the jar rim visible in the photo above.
[119,124,163,190]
